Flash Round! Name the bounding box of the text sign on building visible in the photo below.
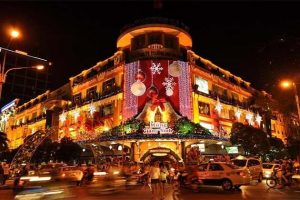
[143,121,174,134]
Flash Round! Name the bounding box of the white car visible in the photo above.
[232,157,263,182]
[195,162,251,191]
[262,163,280,179]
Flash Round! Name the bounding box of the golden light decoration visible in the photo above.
[168,61,182,77]
[130,80,146,96]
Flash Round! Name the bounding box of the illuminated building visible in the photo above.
[4,18,291,162]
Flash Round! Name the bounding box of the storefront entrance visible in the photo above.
[140,147,182,163]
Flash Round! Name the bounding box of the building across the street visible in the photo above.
[1,17,293,164]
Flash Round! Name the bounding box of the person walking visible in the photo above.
[2,163,10,185]
[149,162,160,200]
[0,164,4,185]
[159,162,169,200]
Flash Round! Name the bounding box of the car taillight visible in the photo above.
[239,171,246,176]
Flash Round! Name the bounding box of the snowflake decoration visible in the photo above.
[215,97,223,114]
[235,108,242,120]
[89,104,96,116]
[246,111,254,125]
[162,77,176,90]
[59,111,66,123]
[255,113,262,126]
[150,62,163,75]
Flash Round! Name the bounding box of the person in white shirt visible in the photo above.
[149,162,160,200]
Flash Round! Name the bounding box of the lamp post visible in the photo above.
[0,65,45,100]
[280,80,300,123]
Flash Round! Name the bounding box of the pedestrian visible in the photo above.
[173,170,180,192]
[2,163,10,185]
[159,163,169,200]
[149,162,160,200]
[0,164,4,185]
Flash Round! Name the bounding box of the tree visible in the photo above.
[267,137,287,160]
[230,122,270,156]
[31,138,60,164]
[287,134,300,161]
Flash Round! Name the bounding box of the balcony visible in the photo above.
[72,60,118,87]
[128,48,183,61]
[66,86,122,110]
[193,87,249,109]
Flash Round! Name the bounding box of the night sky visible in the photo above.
[1,1,300,105]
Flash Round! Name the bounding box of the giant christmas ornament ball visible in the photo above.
[131,80,146,96]
[168,61,182,77]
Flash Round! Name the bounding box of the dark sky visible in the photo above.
[1,1,300,102]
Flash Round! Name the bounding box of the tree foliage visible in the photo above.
[230,122,270,155]
[287,132,300,160]
[30,137,82,165]
[56,137,82,163]
[174,117,211,135]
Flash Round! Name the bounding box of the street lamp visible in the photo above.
[280,80,300,123]
[10,30,20,39]
[0,65,45,100]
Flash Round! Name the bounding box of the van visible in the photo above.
[231,157,263,182]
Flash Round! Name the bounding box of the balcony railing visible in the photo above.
[72,60,118,87]
[193,87,249,109]
[10,115,46,129]
[128,48,183,61]
[93,132,228,142]
[66,86,122,111]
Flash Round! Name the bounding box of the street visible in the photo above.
[1,181,299,200]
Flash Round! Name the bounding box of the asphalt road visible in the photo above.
[1,181,300,200]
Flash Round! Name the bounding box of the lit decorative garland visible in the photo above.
[123,61,139,121]
[178,61,192,119]
[215,97,223,114]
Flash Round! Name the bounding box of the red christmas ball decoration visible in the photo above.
[135,70,146,82]
[147,86,158,98]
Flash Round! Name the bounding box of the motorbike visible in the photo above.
[266,169,296,188]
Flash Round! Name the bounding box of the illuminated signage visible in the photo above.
[149,149,171,153]
[143,121,174,134]
[195,76,209,94]
[226,146,239,154]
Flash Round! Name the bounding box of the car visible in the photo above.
[194,162,251,191]
[38,163,67,176]
[39,164,83,182]
[262,163,280,179]
[232,157,263,182]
